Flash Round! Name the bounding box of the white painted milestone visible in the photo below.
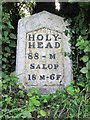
[16,11,73,94]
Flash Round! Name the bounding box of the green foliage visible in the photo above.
[1,75,48,119]
[40,110,46,117]
[76,36,90,80]
[63,2,90,82]
[2,72,18,91]
[2,12,16,73]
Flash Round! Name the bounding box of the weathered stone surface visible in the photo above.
[16,11,73,94]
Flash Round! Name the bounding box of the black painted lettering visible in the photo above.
[40,75,45,80]
[28,74,31,80]
[56,75,61,80]
[28,74,36,80]
[28,34,35,41]
[55,42,60,48]
[48,64,53,69]
[36,64,41,69]
[53,34,61,41]
[37,34,43,40]
[37,42,43,48]
[45,42,53,48]
[54,64,59,69]
[46,34,51,41]
[28,42,35,48]
[42,64,47,69]
[32,74,37,80]
[34,53,39,60]
[49,54,56,59]
[28,53,33,59]
[30,63,35,69]
[50,74,55,80]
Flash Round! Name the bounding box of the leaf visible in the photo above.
[77,81,85,87]
[80,67,88,74]
[84,45,90,52]
[10,71,16,77]
[5,47,10,52]
[34,100,41,107]
[30,96,41,107]
[4,31,8,37]
[2,64,6,69]
[75,87,80,93]
[31,88,39,94]
[28,106,35,112]
[86,72,90,79]
[9,33,16,39]
[81,29,87,35]
[2,84,7,90]
[40,110,46,117]
[27,92,32,97]
[4,53,10,57]
[86,60,90,70]
[81,56,89,62]
[2,79,7,84]
[30,96,36,102]
[7,21,14,29]
[2,24,6,29]
[21,111,32,118]
[76,42,81,47]
[67,86,75,95]
[9,41,16,47]
[2,57,7,62]
[43,99,48,103]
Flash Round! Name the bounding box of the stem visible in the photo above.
[78,96,83,118]
[1,105,27,118]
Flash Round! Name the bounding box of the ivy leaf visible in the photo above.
[5,47,10,52]
[2,64,6,69]
[2,57,7,62]
[40,110,46,117]
[7,21,14,29]
[4,53,10,57]
[86,72,90,79]
[84,45,90,52]
[81,29,87,35]
[9,33,16,39]
[86,60,90,70]
[75,87,80,93]
[77,81,85,87]
[9,41,16,47]
[80,67,88,74]
[76,42,81,47]
[81,56,89,62]
[4,31,8,37]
